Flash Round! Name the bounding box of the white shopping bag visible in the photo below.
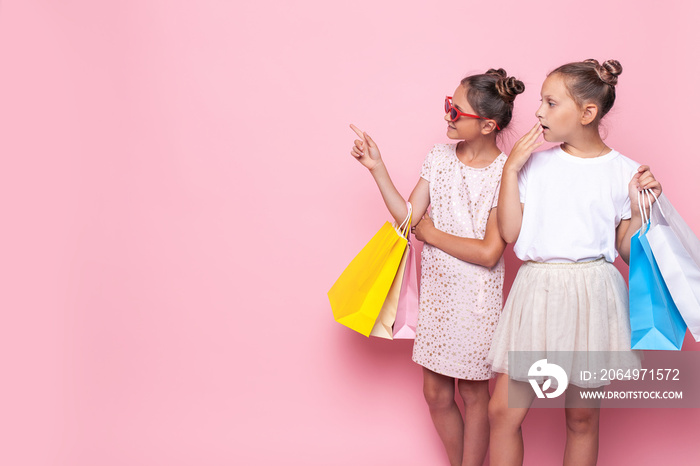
[645,191,700,341]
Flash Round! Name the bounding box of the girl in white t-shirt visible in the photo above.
[486,59,662,465]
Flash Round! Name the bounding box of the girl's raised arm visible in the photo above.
[350,124,430,224]
[498,123,543,243]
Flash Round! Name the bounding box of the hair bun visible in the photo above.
[485,68,507,79]
[584,58,622,86]
[496,76,525,103]
[484,68,525,102]
[600,59,622,85]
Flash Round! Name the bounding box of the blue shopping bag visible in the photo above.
[629,222,687,350]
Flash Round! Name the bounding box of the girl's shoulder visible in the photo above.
[424,143,457,164]
[421,143,456,179]
[428,143,457,156]
[494,151,508,167]
[613,152,643,181]
[615,152,642,169]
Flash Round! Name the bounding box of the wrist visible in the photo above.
[423,225,437,244]
[369,159,385,175]
[502,167,521,180]
[629,196,643,216]
[502,161,521,175]
[627,209,643,223]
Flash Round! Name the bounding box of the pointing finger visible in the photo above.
[350,124,364,139]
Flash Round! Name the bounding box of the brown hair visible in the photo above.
[549,59,622,124]
[461,68,525,131]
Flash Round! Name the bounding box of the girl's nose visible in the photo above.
[535,103,545,119]
[444,113,451,122]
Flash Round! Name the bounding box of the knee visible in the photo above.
[423,380,455,411]
[488,398,527,435]
[457,380,489,407]
[566,408,599,435]
[487,396,510,428]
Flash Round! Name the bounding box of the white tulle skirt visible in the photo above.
[487,258,642,388]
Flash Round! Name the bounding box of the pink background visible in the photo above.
[1,1,699,465]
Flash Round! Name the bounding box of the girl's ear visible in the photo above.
[481,120,498,135]
[581,103,599,126]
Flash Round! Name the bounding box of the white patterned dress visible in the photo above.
[412,144,506,380]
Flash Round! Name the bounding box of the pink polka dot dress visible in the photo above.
[412,144,505,380]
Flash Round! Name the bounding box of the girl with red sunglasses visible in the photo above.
[349,69,524,466]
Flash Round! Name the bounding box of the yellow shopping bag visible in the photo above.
[328,206,412,337]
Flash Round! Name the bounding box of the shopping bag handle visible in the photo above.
[637,190,652,234]
[396,202,413,239]
[637,189,664,227]
[644,189,664,217]
[637,189,664,236]
[637,190,648,227]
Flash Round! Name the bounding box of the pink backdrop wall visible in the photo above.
[1,1,698,465]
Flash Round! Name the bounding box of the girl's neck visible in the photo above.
[455,138,501,167]
[560,130,609,159]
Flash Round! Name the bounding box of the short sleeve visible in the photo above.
[419,146,434,182]
[621,194,632,220]
[491,180,501,209]
[517,157,532,203]
[620,165,640,220]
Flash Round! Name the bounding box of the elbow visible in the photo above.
[501,231,519,244]
[617,239,631,265]
[619,250,630,266]
[480,249,503,269]
[484,257,500,269]
[498,224,519,244]
[501,233,518,244]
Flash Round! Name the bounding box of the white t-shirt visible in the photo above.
[514,146,640,263]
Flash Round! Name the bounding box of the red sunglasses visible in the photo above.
[445,96,501,130]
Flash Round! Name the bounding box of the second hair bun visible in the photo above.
[486,68,525,103]
[584,58,622,86]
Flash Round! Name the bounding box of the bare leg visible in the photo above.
[456,379,490,466]
[563,386,601,466]
[488,375,534,466]
[422,367,463,466]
